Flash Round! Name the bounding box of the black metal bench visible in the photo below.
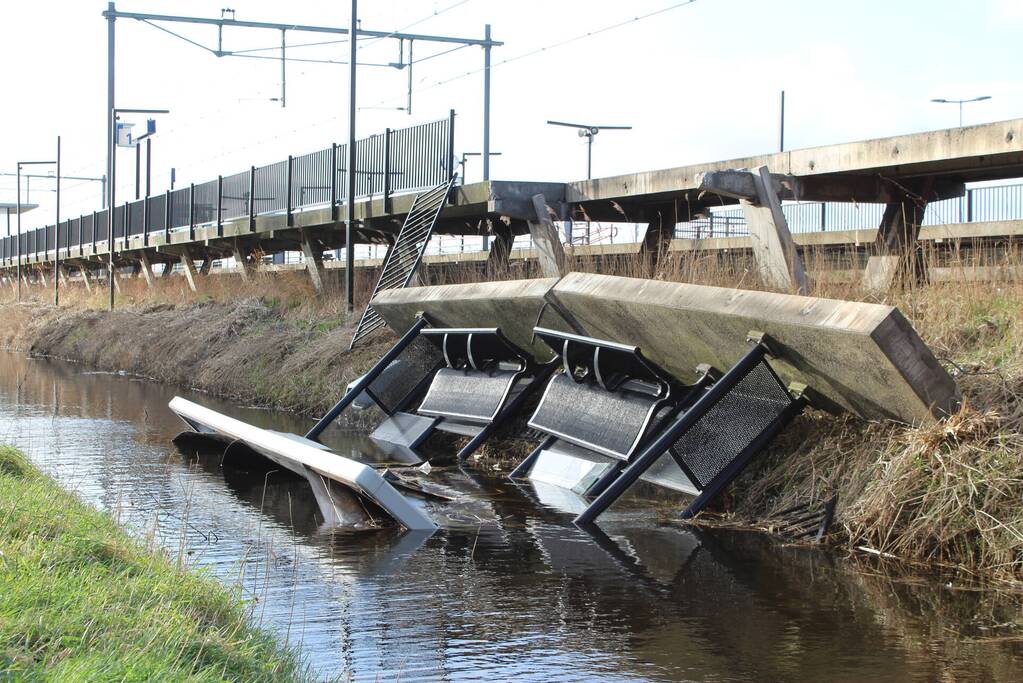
[307,317,551,461]
[511,327,806,524]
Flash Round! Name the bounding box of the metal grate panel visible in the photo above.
[349,174,456,349]
[418,368,519,422]
[529,373,657,460]
[670,360,792,489]
[365,335,444,414]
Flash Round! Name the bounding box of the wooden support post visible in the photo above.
[861,188,930,292]
[137,250,156,288]
[527,194,568,278]
[299,228,326,293]
[739,166,808,294]
[178,247,199,293]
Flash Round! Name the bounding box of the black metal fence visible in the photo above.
[2,112,455,265]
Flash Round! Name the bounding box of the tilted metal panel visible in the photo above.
[670,360,792,489]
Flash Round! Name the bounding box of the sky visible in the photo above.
[1,0,1021,233]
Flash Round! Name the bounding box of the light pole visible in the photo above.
[108,108,169,310]
[15,159,56,302]
[547,120,632,180]
[931,96,992,127]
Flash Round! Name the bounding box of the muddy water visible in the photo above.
[1,350,1021,682]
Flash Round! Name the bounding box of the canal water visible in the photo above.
[1,350,1021,682]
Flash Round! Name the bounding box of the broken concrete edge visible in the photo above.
[168,397,437,531]
[370,272,959,425]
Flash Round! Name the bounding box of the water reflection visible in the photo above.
[1,351,1021,681]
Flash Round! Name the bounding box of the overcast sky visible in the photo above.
[2,0,1021,232]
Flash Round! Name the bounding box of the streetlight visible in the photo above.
[15,158,56,302]
[546,120,632,180]
[931,96,992,127]
[107,107,169,310]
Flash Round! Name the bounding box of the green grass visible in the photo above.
[0,446,309,682]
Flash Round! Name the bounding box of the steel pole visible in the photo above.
[107,2,116,311]
[345,0,357,311]
[54,136,61,306]
[145,137,151,197]
[779,89,785,152]
[481,23,491,251]
[135,142,141,200]
[16,166,21,302]
[587,134,593,180]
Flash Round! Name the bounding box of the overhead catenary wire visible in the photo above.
[365,0,700,109]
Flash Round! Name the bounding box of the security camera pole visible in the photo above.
[547,120,632,180]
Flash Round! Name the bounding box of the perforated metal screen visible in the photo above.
[670,360,793,489]
[529,374,657,459]
[366,335,444,414]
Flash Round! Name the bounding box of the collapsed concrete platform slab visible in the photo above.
[547,273,958,424]
[372,273,958,424]
[371,277,561,359]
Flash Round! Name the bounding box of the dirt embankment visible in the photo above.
[0,299,391,424]
[2,280,1023,583]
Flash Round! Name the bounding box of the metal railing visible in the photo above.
[674,182,1023,239]
[2,111,455,266]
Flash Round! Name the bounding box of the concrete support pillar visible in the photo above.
[161,260,175,278]
[137,251,156,288]
[640,202,678,270]
[861,193,929,292]
[527,194,568,278]
[198,251,213,276]
[299,229,326,293]
[37,268,48,287]
[80,267,93,293]
[58,266,69,289]
[178,247,199,293]
[232,239,253,281]
[739,166,808,294]
[485,220,514,277]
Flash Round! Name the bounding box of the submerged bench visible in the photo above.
[511,326,807,523]
[308,317,552,461]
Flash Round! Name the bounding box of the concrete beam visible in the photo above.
[527,194,568,278]
[569,118,1023,204]
[232,239,253,281]
[137,251,156,288]
[80,267,93,293]
[298,228,326,293]
[548,272,959,425]
[739,167,808,294]
[861,193,930,292]
[179,247,199,293]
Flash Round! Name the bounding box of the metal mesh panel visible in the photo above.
[128,200,145,235]
[530,374,657,459]
[366,335,444,414]
[148,194,166,234]
[169,188,190,228]
[193,180,218,225]
[95,210,108,242]
[418,368,518,422]
[255,160,288,214]
[670,360,792,489]
[291,149,331,209]
[221,171,249,221]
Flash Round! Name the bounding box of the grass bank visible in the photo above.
[0,445,308,681]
